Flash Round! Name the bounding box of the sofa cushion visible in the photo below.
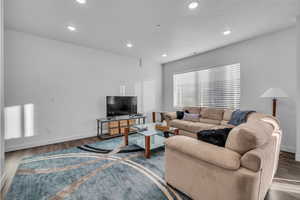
[183,113,200,122]
[200,107,224,121]
[165,136,241,170]
[225,120,273,155]
[199,118,220,125]
[170,120,215,133]
[183,107,201,114]
[223,109,234,121]
[220,120,235,128]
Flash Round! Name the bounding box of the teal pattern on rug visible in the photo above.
[6,135,191,200]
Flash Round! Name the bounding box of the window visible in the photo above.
[173,64,240,109]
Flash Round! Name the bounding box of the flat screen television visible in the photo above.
[106,96,137,117]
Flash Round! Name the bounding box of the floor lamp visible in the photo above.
[260,88,288,117]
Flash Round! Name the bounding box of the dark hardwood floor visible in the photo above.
[1,137,300,200]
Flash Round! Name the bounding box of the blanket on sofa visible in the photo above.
[228,110,255,126]
[197,128,232,147]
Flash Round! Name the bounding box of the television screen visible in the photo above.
[106,96,137,117]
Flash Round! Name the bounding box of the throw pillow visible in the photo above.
[183,113,200,122]
[197,128,232,147]
[176,111,184,119]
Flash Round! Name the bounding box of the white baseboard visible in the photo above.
[5,132,97,152]
[280,145,296,153]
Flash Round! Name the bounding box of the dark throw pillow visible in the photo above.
[197,128,232,147]
[176,111,184,119]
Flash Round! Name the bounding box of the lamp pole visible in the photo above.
[272,98,277,117]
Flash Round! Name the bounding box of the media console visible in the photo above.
[96,115,146,139]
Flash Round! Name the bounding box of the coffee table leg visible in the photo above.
[124,128,129,146]
[145,136,150,158]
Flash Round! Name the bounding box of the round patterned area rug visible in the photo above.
[5,135,190,200]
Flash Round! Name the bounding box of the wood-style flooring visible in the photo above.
[2,136,300,200]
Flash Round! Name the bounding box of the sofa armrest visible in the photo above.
[164,112,177,120]
[165,136,241,170]
[241,149,263,172]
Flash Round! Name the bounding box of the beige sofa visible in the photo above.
[164,107,282,200]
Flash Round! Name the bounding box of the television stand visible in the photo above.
[96,115,146,139]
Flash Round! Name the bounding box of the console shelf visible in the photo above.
[96,115,146,139]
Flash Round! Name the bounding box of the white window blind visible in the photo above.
[173,64,240,109]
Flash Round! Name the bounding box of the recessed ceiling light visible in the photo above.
[162,54,167,57]
[126,42,133,48]
[188,2,199,10]
[223,30,231,35]
[76,0,86,4]
[67,25,76,32]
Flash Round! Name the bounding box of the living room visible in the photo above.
[1,0,300,200]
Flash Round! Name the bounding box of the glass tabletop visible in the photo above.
[131,123,177,150]
[133,123,162,136]
[132,135,165,150]
[133,123,178,136]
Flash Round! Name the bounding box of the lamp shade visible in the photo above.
[260,88,288,98]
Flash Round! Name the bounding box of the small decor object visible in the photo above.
[136,124,148,132]
[260,88,288,117]
[162,120,167,126]
[155,124,170,132]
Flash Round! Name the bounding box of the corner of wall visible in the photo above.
[296,16,300,161]
[0,0,4,182]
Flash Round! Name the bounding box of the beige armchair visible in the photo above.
[165,115,281,200]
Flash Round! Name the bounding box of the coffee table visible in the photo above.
[124,123,179,158]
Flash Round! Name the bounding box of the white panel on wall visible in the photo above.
[120,85,126,96]
[4,105,22,139]
[143,80,157,112]
[24,104,34,137]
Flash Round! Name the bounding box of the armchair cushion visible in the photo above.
[165,136,241,170]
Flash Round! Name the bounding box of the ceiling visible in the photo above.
[4,0,300,63]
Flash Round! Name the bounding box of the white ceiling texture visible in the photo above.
[4,0,300,63]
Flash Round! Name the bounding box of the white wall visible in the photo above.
[296,17,300,161]
[0,0,4,187]
[163,27,297,153]
[4,29,162,151]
